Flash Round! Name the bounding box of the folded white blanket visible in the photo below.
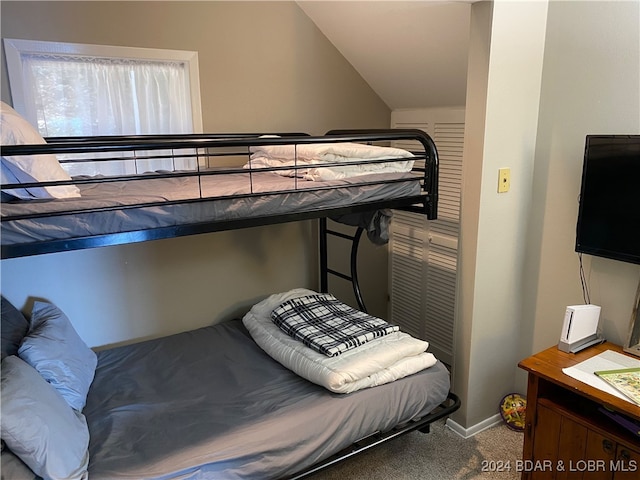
[242,289,438,394]
[246,142,414,181]
[271,293,399,357]
[249,142,415,162]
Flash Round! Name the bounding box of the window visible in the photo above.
[4,39,202,175]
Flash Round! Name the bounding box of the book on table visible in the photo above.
[594,367,640,406]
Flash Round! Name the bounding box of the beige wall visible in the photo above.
[453,0,490,431]
[455,0,548,431]
[455,0,640,431]
[1,1,390,135]
[519,0,640,380]
[0,1,391,347]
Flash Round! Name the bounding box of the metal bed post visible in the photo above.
[319,218,329,294]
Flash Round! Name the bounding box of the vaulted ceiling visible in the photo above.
[297,1,472,110]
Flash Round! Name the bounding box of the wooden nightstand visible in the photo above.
[518,342,640,479]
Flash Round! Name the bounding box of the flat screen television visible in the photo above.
[575,134,640,265]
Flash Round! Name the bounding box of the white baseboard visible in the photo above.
[445,413,503,439]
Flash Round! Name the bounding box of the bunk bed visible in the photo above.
[0,124,460,479]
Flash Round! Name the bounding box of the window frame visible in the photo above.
[3,38,203,135]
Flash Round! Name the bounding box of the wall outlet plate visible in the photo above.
[498,168,510,193]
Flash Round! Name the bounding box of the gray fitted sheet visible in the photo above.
[83,319,450,480]
[1,170,421,246]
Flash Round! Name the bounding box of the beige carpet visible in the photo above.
[308,419,524,480]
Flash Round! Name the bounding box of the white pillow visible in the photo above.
[0,355,90,480]
[0,101,80,199]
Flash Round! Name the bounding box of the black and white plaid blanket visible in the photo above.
[270,294,399,357]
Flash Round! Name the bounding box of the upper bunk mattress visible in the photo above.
[83,318,450,480]
[1,169,421,247]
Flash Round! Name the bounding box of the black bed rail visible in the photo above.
[43,132,310,143]
[285,391,461,480]
[1,129,439,258]
[4,129,436,164]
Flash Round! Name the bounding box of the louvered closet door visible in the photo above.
[389,110,464,367]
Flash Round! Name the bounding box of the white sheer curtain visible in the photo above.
[21,54,195,175]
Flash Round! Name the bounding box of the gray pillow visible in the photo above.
[18,301,97,412]
[0,355,90,480]
[1,296,29,360]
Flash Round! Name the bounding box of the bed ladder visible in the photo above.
[319,217,368,313]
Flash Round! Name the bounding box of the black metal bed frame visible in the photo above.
[1,128,460,477]
[1,129,438,259]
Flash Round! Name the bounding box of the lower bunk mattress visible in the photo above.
[4,318,450,480]
[89,319,449,479]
